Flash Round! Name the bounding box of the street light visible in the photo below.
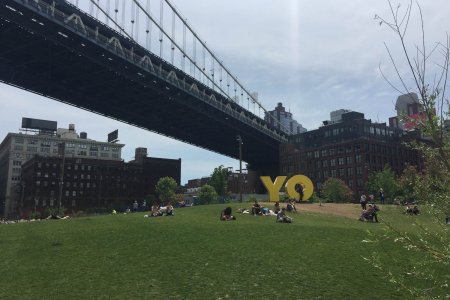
[236,135,243,203]
[57,142,66,215]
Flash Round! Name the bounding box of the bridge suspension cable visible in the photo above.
[73,0,290,133]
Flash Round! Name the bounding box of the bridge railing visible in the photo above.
[19,0,288,142]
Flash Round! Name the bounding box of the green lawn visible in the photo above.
[0,204,447,299]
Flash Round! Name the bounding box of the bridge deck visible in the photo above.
[0,0,285,170]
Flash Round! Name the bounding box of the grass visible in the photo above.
[0,204,448,299]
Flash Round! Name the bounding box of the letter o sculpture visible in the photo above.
[285,175,314,201]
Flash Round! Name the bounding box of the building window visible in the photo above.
[330,169,337,177]
[348,180,353,187]
[71,199,76,207]
[66,143,75,148]
[357,179,364,187]
[40,148,50,153]
[339,168,345,176]
[101,146,110,151]
[101,153,109,158]
[314,151,320,158]
[14,145,23,151]
[330,159,336,167]
[28,139,38,145]
[321,150,327,157]
[72,191,76,196]
[13,160,22,166]
[41,140,51,147]
[112,147,120,152]
[112,153,119,159]
[355,155,362,164]
[36,181,41,186]
[79,144,87,149]
[322,160,328,167]
[323,170,329,178]
[15,137,24,144]
[65,191,69,196]
[78,151,87,156]
[338,158,344,165]
[27,146,37,152]
[347,156,353,164]
[347,168,353,176]
[356,167,362,175]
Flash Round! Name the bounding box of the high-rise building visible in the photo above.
[0,118,124,218]
[265,102,307,135]
[389,93,424,130]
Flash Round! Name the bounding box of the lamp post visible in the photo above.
[236,135,243,203]
[57,142,66,215]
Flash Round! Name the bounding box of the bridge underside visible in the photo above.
[0,0,281,171]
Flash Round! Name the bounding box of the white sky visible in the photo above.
[1,0,449,184]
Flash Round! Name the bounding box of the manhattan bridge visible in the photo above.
[0,0,291,173]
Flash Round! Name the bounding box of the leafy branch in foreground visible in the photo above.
[368,0,450,298]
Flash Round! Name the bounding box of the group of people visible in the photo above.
[359,188,385,209]
[359,203,379,222]
[221,200,296,223]
[358,188,385,222]
[405,205,420,215]
[148,203,174,217]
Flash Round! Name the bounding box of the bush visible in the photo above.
[322,178,353,203]
[28,210,41,220]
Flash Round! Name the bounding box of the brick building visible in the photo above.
[20,148,180,216]
[279,111,423,199]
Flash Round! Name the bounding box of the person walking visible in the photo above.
[379,188,385,205]
[360,194,367,210]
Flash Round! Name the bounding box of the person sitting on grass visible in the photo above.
[274,201,281,214]
[150,204,160,217]
[165,204,174,216]
[251,200,262,216]
[405,205,420,215]
[276,208,292,223]
[286,199,297,213]
[220,207,236,221]
[359,204,379,222]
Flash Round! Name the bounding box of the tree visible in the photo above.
[322,178,353,203]
[197,184,218,205]
[367,164,398,203]
[368,2,450,297]
[397,164,419,203]
[155,177,178,205]
[208,165,229,200]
